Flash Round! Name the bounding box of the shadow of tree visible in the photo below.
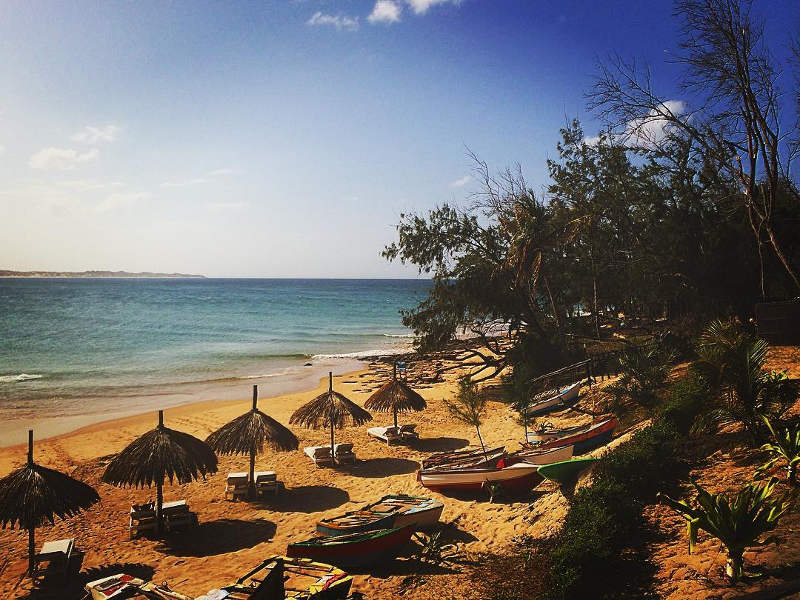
[263,485,350,513]
[410,437,470,453]
[158,518,276,557]
[346,458,419,478]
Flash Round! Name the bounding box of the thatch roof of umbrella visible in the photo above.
[206,385,298,497]
[290,372,372,464]
[0,430,100,575]
[102,410,217,534]
[364,363,426,428]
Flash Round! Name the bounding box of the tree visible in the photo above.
[589,0,800,295]
[445,377,489,460]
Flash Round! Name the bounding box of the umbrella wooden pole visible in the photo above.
[329,373,336,465]
[393,364,399,429]
[249,385,258,498]
[27,430,35,576]
[156,411,164,535]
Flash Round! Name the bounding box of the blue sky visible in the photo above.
[0,0,796,277]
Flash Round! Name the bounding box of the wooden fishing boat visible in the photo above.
[316,494,444,536]
[421,445,505,469]
[513,443,574,464]
[534,417,617,455]
[287,526,414,569]
[525,381,582,416]
[537,457,598,486]
[214,556,353,599]
[418,456,544,493]
[527,421,586,444]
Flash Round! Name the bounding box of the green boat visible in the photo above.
[537,457,598,486]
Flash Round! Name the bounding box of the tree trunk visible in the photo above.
[766,224,800,292]
[393,407,398,429]
[543,274,564,340]
[726,552,744,582]
[789,462,797,487]
[476,426,487,463]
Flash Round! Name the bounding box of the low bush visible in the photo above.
[546,420,685,599]
[657,372,710,435]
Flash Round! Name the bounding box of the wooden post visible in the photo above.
[329,373,336,465]
[250,385,258,498]
[27,430,35,576]
[156,411,164,535]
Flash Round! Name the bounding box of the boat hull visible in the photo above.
[287,526,414,569]
[538,417,618,455]
[316,495,444,536]
[538,458,598,486]
[526,382,581,416]
[418,462,544,493]
[515,444,574,464]
[316,513,394,537]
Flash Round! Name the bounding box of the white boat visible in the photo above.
[514,443,574,464]
[418,458,544,493]
[525,381,582,416]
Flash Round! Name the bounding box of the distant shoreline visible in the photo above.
[0,270,205,278]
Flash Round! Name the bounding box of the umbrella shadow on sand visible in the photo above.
[157,518,276,557]
[345,457,420,478]
[16,563,155,600]
[408,437,469,453]
[258,485,350,513]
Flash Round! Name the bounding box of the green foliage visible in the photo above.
[412,530,463,566]
[658,372,711,435]
[606,342,675,408]
[693,320,798,442]
[756,417,800,486]
[595,420,683,502]
[547,421,683,599]
[658,478,793,582]
[445,377,489,455]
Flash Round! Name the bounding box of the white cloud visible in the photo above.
[306,11,359,31]
[584,100,687,150]
[71,125,120,144]
[450,174,472,188]
[96,191,150,213]
[29,147,99,170]
[369,1,402,23]
[208,201,247,211]
[208,168,237,177]
[0,145,5,155]
[59,180,124,191]
[160,178,208,188]
[406,0,460,15]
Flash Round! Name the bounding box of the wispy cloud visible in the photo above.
[207,201,247,211]
[160,178,208,188]
[406,0,461,15]
[307,11,359,31]
[450,174,472,188]
[369,1,402,23]
[208,167,237,177]
[71,125,120,144]
[96,191,150,213]
[29,147,99,170]
[59,179,125,191]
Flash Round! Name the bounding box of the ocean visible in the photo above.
[0,278,430,445]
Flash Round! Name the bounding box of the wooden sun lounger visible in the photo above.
[399,424,419,441]
[129,499,196,538]
[33,537,76,580]
[225,472,249,501]
[368,426,402,445]
[334,443,355,465]
[255,470,279,497]
[304,446,334,467]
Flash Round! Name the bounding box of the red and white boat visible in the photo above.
[417,456,544,493]
[513,443,574,464]
[531,417,618,455]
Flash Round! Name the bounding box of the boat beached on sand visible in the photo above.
[525,380,583,416]
[316,494,443,536]
[421,445,505,470]
[418,455,545,493]
[287,526,415,569]
[529,417,618,455]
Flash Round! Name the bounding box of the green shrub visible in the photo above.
[547,421,684,599]
[607,342,675,409]
[596,420,683,502]
[657,372,710,435]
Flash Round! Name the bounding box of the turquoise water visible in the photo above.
[0,278,429,426]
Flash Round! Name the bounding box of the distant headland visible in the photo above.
[0,270,206,278]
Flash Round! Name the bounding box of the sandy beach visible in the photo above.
[0,350,590,599]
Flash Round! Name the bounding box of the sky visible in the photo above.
[0,0,796,277]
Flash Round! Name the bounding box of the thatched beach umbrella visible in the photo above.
[102,410,217,535]
[364,362,427,429]
[290,372,372,465]
[0,430,100,576]
[206,384,298,497]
